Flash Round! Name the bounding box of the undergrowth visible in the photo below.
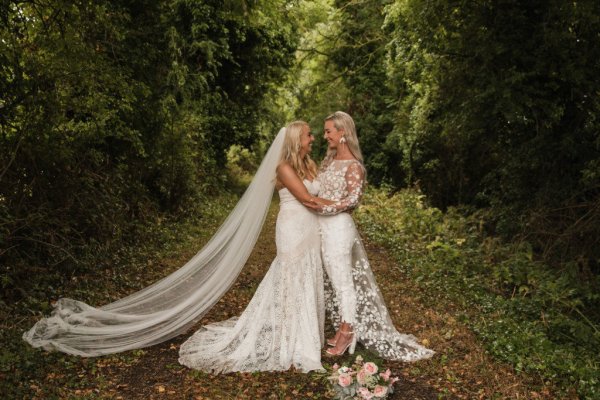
[354,187,600,399]
[0,192,237,399]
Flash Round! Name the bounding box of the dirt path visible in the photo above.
[65,202,562,399]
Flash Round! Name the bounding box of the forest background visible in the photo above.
[1,0,599,398]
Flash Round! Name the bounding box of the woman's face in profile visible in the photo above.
[299,125,314,156]
[323,120,342,149]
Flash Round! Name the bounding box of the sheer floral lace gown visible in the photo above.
[317,159,434,361]
[178,180,325,373]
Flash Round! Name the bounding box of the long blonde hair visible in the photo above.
[322,111,364,168]
[278,120,318,180]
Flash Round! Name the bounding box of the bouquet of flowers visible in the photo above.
[327,355,399,399]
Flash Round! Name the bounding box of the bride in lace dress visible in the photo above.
[306,111,435,362]
[23,122,332,373]
[178,121,331,373]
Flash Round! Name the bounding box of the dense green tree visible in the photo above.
[0,0,297,294]
[384,0,600,266]
[166,0,297,163]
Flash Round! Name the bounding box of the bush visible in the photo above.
[355,187,600,398]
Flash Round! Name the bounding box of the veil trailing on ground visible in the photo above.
[23,128,287,357]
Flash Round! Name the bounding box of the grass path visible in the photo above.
[27,201,568,399]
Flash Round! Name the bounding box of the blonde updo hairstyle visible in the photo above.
[322,111,364,168]
[278,120,318,181]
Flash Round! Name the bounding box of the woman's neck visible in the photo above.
[334,147,355,160]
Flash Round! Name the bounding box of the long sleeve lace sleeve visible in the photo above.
[318,162,365,215]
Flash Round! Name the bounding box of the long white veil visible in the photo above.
[23,128,287,357]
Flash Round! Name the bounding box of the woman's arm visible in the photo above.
[276,162,332,205]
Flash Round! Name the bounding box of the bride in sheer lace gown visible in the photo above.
[178,121,329,373]
[306,112,435,362]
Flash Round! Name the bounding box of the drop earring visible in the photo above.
[339,136,347,144]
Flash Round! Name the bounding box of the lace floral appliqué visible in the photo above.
[317,160,365,215]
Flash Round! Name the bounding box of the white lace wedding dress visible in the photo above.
[317,159,434,362]
[178,180,326,373]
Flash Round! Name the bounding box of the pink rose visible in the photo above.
[379,368,391,381]
[356,369,367,385]
[373,385,388,397]
[338,373,353,387]
[357,387,373,399]
[363,362,378,375]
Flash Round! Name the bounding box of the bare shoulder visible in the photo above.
[277,161,297,176]
[277,161,291,171]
